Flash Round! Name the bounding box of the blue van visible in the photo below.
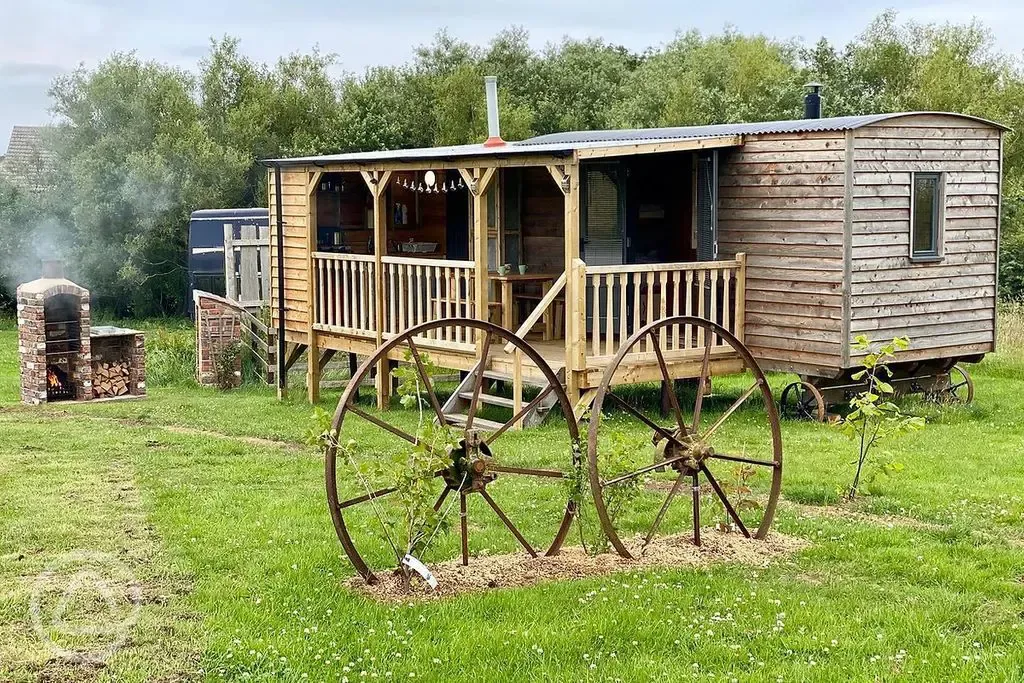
[188,208,269,308]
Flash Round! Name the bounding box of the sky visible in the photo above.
[2,0,1024,154]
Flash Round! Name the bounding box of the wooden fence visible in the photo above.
[582,256,746,362]
[224,224,270,309]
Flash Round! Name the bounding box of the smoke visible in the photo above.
[0,190,77,302]
[0,156,180,309]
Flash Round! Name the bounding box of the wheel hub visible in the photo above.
[654,429,714,472]
[445,431,496,492]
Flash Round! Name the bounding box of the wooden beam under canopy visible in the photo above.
[574,135,744,160]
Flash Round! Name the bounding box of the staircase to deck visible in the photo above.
[440,364,564,430]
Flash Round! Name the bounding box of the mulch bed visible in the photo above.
[349,529,808,602]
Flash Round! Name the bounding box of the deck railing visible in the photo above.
[313,251,746,369]
[381,256,478,352]
[313,252,377,338]
[582,255,746,363]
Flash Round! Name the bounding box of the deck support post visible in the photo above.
[272,165,288,400]
[361,169,393,410]
[459,167,497,358]
[550,163,582,405]
[306,170,323,403]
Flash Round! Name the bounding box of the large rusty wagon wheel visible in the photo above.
[587,316,783,559]
[325,319,579,584]
[780,380,827,422]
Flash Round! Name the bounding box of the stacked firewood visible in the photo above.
[93,361,131,398]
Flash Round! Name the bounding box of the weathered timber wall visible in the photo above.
[717,131,848,375]
[849,114,1001,362]
[268,168,310,344]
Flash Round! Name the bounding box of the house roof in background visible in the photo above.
[0,125,57,191]
[265,112,1008,166]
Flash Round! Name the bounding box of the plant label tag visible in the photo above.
[401,554,438,589]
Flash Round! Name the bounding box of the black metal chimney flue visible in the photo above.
[804,82,823,119]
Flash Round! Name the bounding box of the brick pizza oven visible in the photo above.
[17,261,146,404]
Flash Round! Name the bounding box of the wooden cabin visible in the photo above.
[265,110,1006,418]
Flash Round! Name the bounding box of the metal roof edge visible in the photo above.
[855,111,1011,132]
[259,111,1010,166]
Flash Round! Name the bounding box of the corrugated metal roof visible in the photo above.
[264,112,1008,166]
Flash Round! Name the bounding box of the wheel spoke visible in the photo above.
[465,333,493,431]
[433,486,451,511]
[602,455,687,487]
[489,464,566,479]
[649,332,688,437]
[691,473,701,547]
[691,333,714,433]
[708,452,779,469]
[407,338,446,425]
[606,392,683,447]
[338,486,396,510]
[347,404,420,447]
[700,464,751,538]
[479,489,537,557]
[485,384,556,445]
[459,492,469,566]
[642,470,688,549]
[700,381,761,441]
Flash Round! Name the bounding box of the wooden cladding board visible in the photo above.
[849,114,1000,359]
[718,131,847,375]
[268,168,311,340]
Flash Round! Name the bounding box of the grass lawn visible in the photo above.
[0,314,1022,681]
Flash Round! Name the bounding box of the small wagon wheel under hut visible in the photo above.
[780,380,827,422]
[325,319,579,584]
[587,317,783,559]
[930,363,975,405]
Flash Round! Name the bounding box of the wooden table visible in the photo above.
[490,272,558,338]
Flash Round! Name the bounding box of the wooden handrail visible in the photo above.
[585,258,741,275]
[313,251,375,262]
[502,270,567,354]
[382,255,475,268]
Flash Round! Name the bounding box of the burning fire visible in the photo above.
[47,367,65,390]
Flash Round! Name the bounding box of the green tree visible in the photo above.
[614,29,803,128]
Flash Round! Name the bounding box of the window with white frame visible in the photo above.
[910,172,943,259]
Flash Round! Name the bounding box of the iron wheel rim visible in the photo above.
[325,318,579,583]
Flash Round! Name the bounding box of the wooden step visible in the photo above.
[443,413,506,431]
[457,391,515,409]
[481,369,551,387]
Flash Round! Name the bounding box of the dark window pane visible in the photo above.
[912,174,939,255]
[486,185,496,229]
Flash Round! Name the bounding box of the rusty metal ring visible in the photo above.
[325,318,579,583]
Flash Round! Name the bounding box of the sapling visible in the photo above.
[835,335,925,501]
[308,351,461,589]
